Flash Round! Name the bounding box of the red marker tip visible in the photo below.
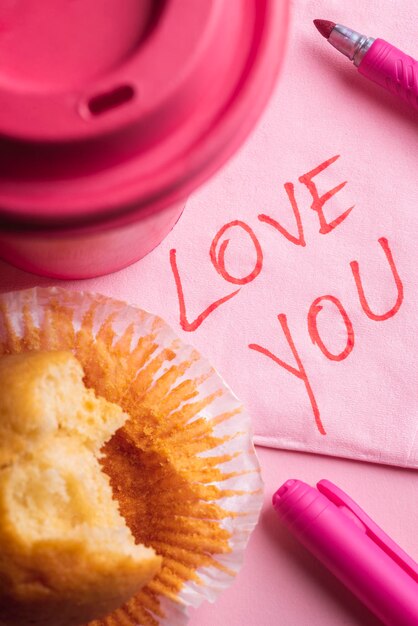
[313,19,336,40]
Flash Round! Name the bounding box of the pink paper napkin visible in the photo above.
[1,0,417,467]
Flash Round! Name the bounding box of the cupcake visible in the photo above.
[0,287,263,626]
[0,350,162,626]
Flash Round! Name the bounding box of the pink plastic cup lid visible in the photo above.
[0,0,289,229]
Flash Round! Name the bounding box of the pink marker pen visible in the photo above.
[273,479,418,626]
[314,20,418,110]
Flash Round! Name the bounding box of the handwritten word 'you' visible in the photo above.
[170,156,403,435]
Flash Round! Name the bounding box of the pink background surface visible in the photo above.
[0,0,417,624]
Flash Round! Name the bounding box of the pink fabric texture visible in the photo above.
[1,0,417,467]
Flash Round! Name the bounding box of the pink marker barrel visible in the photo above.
[0,0,289,279]
[273,480,418,626]
[358,39,418,110]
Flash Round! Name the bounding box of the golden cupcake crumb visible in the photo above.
[0,351,161,626]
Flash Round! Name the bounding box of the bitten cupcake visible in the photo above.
[0,351,161,626]
[0,287,263,626]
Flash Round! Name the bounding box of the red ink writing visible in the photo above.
[258,182,306,247]
[350,237,404,321]
[210,220,263,284]
[308,295,354,362]
[249,314,325,436]
[170,248,239,332]
[299,155,354,235]
[169,153,405,437]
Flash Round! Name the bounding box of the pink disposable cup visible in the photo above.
[0,0,289,279]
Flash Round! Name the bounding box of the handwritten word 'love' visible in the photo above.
[170,155,403,435]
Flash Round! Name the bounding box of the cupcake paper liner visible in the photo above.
[0,287,263,626]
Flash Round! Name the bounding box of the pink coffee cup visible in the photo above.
[0,0,289,279]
